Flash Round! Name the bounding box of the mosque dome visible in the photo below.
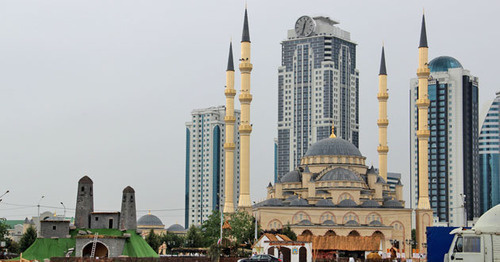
[138,213,164,227]
[280,170,301,183]
[361,200,381,208]
[429,56,463,72]
[305,137,362,157]
[383,200,404,208]
[290,198,309,207]
[338,199,358,208]
[167,224,186,232]
[319,168,363,182]
[315,198,335,207]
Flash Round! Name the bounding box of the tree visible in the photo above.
[159,232,183,251]
[281,224,297,241]
[201,210,222,246]
[228,211,257,246]
[0,220,19,254]
[19,226,37,253]
[145,229,161,252]
[185,225,203,248]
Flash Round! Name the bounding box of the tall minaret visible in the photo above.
[377,46,389,181]
[120,186,137,230]
[75,176,94,228]
[415,13,433,254]
[238,8,252,210]
[223,42,236,214]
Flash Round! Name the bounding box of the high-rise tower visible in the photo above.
[276,16,360,182]
[377,46,389,181]
[185,106,240,227]
[223,43,237,214]
[479,92,500,214]
[238,8,252,210]
[414,14,433,253]
[120,186,137,230]
[75,176,94,228]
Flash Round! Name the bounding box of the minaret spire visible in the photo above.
[377,46,389,181]
[419,14,428,48]
[223,42,236,214]
[415,12,433,255]
[330,122,336,138]
[242,8,250,43]
[238,7,253,211]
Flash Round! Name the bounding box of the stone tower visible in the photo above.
[377,46,389,181]
[120,186,137,230]
[238,7,253,210]
[223,42,236,214]
[75,176,94,228]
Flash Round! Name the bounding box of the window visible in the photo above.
[463,237,481,253]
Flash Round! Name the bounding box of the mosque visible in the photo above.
[246,14,434,259]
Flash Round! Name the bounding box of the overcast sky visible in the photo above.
[0,0,498,227]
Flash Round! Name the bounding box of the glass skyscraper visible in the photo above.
[185,106,240,227]
[479,92,500,214]
[277,16,359,181]
[410,56,479,226]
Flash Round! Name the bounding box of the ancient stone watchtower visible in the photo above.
[120,186,137,230]
[75,176,94,228]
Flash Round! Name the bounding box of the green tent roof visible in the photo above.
[19,229,158,261]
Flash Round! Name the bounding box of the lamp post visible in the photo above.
[37,195,45,219]
[60,202,66,218]
[460,194,467,227]
[0,190,9,200]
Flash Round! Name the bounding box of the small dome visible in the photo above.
[345,220,359,226]
[319,168,363,182]
[123,186,135,193]
[167,224,186,232]
[297,220,313,226]
[316,199,335,207]
[255,198,284,207]
[338,199,358,207]
[361,200,381,208]
[138,214,164,227]
[290,198,309,207]
[429,56,463,72]
[322,220,336,226]
[78,176,93,184]
[280,170,301,183]
[284,195,298,202]
[383,200,403,208]
[305,137,362,157]
[369,220,383,226]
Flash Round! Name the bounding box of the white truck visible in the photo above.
[444,204,500,261]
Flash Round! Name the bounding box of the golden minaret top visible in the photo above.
[330,122,336,138]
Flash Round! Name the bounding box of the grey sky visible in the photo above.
[0,0,498,227]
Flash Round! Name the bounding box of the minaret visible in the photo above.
[377,46,389,181]
[223,42,236,214]
[75,176,94,228]
[415,13,433,254]
[120,186,137,230]
[238,8,252,210]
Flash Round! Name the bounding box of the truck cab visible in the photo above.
[444,204,500,262]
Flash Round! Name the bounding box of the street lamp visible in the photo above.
[37,195,45,219]
[60,202,66,218]
[0,190,9,200]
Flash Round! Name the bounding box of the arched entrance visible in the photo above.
[279,247,291,262]
[300,230,313,236]
[348,230,360,237]
[299,247,307,262]
[372,231,385,251]
[325,230,336,236]
[82,242,109,258]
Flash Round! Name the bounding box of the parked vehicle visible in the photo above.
[237,254,282,262]
[444,204,500,262]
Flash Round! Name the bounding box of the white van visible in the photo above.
[444,204,500,261]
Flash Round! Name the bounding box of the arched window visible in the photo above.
[365,212,382,224]
[267,219,283,230]
[320,212,335,223]
[338,193,353,203]
[342,212,359,223]
[292,212,311,224]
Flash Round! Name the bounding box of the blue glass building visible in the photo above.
[479,92,500,214]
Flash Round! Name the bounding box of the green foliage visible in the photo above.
[201,210,222,246]
[411,229,417,249]
[228,211,257,246]
[185,225,204,247]
[159,232,183,251]
[281,224,297,241]
[207,242,222,261]
[145,229,161,252]
[8,239,20,254]
[19,226,37,253]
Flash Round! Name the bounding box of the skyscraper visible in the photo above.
[479,92,500,214]
[410,55,479,226]
[185,106,240,227]
[277,16,359,181]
